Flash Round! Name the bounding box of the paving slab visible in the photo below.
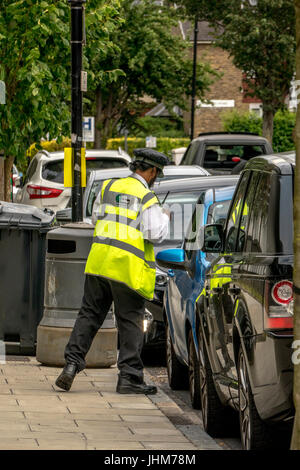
[0,357,221,451]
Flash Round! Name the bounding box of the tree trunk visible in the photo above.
[95,88,103,149]
[262,108,274,146]
[291,0,300,450]
[4,155,14,202]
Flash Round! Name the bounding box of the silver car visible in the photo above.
[16,149,131,212]
[56,164,210,223]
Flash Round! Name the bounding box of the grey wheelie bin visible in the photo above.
[0,202,55,354]
[36,223,117,367]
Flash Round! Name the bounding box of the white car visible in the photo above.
[16,149,131,212]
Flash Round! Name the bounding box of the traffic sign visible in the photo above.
[83,116,95,142]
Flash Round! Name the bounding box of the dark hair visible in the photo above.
[129,161,155,173]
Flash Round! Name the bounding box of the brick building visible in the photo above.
[181,21,262,136]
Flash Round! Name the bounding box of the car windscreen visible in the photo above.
[157,191,202,242]
[203,144,265,170]
[42,158,128,184]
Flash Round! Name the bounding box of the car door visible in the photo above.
[166,191,205,361]
[204,172,252,399]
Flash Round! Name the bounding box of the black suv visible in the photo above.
[181,132,273,175]
[197,152,294,449]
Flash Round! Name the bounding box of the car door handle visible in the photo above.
[228,287,241,296]
[168,269,175,278]
[212,287,223,294]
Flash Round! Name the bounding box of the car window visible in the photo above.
[24,157,38,185]
[244,172,263,252]
[42,158,128,184]
[245,173,293,254]
[203,144,265,170]
[235,172,258,252]
[87,180,103,217]
[181,143,200,165]
[207,200,231,226]
[157,191,201,242]
[224,173,250,252]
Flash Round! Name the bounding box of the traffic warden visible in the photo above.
[55,148,170,395]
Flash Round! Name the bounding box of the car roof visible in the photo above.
[243,151,295,175]
[89,165,210,181]
[154,175,239,193]
[36,149,131,162]
[163,165,210,175]
[192,133,269,144]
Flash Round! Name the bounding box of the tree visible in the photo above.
[0,0,122,201]
[291,0,300,451]
[0,1,71,201]
[177,0,296,145]
[84,0,217,148]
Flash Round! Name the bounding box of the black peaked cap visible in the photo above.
[133,148,170,169]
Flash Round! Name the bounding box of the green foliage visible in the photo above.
[106,137,190,159]
[0,0,122,164]
[130,117,187,138]
[0,1,71,162]
[222,110,296,153]
[85,0,218,146]
[177,0,296,141]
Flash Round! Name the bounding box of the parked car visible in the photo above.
[180,132,273,175]
[12,164,22,201]
[16,149,131,212]
[56,165,210,223]
[142,175,239,353]
[156,185,236,409]
[195,152,294,449]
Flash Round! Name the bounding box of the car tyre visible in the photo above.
[238,347,272,450]
[188,330,201,409]
[198,328,231,437]
[166,322,188,390]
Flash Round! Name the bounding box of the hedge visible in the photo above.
[27,137,72,159]
[222,110,296,153]
[106,137,190,160]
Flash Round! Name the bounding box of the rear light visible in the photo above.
[265,280,293,330]
[272,280,293,305]
[232,157,241,162]
[26,185,63,200]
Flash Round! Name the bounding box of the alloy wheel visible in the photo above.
[239,351,251,450]
[199,340,208,428]
[166,325,172,380]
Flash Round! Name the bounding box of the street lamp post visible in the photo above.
[68,0,86,222]
[190,17,198,141]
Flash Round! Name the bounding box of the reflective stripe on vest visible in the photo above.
[85,176,159,299]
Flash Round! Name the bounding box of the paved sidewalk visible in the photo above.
[0,357,209,450]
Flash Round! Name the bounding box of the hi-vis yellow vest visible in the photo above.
[85,175,158,300]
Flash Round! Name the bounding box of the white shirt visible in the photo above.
[92,173,169,244]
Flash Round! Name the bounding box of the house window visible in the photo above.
[249,103,262,117]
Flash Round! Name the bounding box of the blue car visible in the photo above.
[156,185,236,408]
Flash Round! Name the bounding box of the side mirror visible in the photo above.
[156,248,187,271]
[199,224,224,253]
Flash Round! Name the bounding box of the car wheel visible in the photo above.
[238,347,272,450]
[188,330,201,409]
[166,322,188,390]
[198,329,230,437]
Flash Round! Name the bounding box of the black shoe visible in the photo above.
[116,375,157,395]
[55,363,78,391]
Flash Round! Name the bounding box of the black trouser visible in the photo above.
[65,275,146,382]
